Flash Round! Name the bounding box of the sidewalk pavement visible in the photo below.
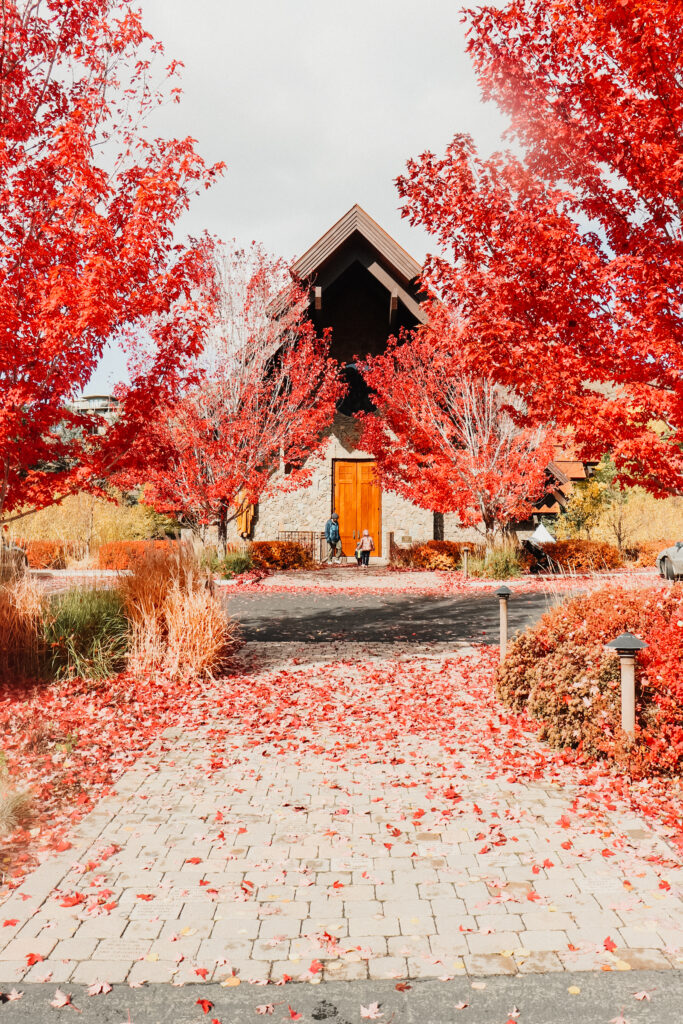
[1,643,681,993]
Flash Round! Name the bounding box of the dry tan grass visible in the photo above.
[588,490,682,548]
[119,543,238,677]
[164,585,239,678]
[5,491,171,564]
[0,577,45,675]
[0,781,32,836]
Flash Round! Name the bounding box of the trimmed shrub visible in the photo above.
[7,492,178,564]
[539,539,623,573]
[43,589,129,679]
[250,541,313,571]
[392,540,485,571]
[623,540,678,569]
[98,540,175,570]
[15,539,68,569]
[497,585,683,776]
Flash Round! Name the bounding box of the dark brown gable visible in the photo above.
[293,206,425,411]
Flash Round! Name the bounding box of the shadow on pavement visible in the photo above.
[224,590,565,644]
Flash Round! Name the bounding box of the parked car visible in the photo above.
[657,541,683,580]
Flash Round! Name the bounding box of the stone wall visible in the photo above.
[224,414,488,556]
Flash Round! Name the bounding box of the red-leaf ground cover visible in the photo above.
[2,632,681,897]
[497,585,683,776]
[225,569,661,598]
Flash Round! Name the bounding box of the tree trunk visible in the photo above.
[217,500,228,556]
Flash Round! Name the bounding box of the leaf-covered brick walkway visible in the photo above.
[1,643,681,991]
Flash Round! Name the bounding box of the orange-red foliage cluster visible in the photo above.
[540,540,624,573]
[624,541,677,569]
[0,0,222,526]
[498,585,683,776]
[97,541,175,571]
[14,540,68,570]
[391,540,485,571]
[250,542,314,571]
[397,0,683,494]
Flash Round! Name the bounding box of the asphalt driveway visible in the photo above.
[223,589,563,644]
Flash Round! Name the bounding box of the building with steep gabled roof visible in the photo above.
[229,206,589,558]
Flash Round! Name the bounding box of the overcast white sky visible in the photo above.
[88,0,507,391]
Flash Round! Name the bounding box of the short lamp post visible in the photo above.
[605,632,647,738]
[495,585,511,663]
[463,547,471,579]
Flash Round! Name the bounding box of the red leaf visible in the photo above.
[196,998,214,1013]
[26,953,43,966]
[60,894,84,908]
[288,1007,302,1021]
[604,936,618,953]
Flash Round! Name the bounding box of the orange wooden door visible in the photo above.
[334,460,358,558]
[357,461,382,557]
[333,461,382,558]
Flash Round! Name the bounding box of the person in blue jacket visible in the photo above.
[324,512,342,563]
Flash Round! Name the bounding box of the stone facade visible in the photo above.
[225,415,483,558]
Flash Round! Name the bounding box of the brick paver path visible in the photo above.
[1,642,681,989]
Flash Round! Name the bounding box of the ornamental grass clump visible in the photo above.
[164,585,237,677]
[497,585,683,776]
[0,778,32,837]
[468,540,525,579]
[43,589,129,680]
[0,577,44,676]
[202,546,253,578]
[119,543,238,677]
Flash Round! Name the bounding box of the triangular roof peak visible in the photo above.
[292,204,422,286]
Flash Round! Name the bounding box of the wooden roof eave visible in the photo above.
[292,204,422,287]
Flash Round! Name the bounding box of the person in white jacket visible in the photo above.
[358,529,375,566]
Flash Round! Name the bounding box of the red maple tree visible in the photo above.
[359,312,555,542]
[123,245,345,544]
[396,0,683,495]
[0,1,223,527]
